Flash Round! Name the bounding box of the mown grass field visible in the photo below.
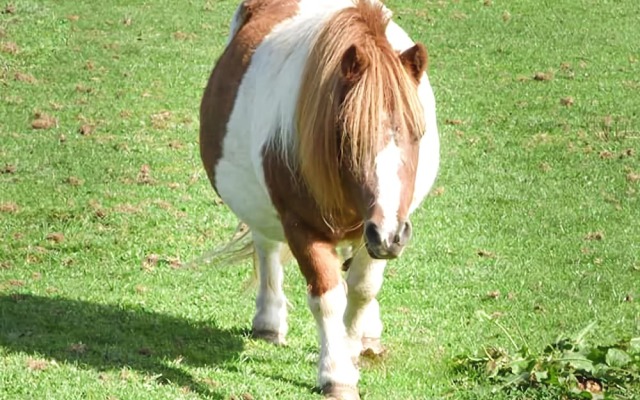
[1,0,639,399]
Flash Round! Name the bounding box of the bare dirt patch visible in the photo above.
[75,84,93,94]
[46,232,65,243]
[539,162,552,172]
[0,202,19,213]
[113,203,141,214]
[142,254,160,272]
[3,3,16,14]
[31,113,57,130]
[79,124,95,136]
[585,231,604,241]
[26,253,40,264]
[14,71,37,83]
[451,11,468,20]
[533,71,553,81]
[627,171,640,183]
[168,257,182,269]
[599,150,614,159]
[66,176,84,186]
[560,96,574,106]
[477,250,495,258]
[137,164,154,185]
[173,31,196,40]
[135,285,148,294]
[26,358,50,371]
[2,163,16,174]
[1,41,19,54]
[619,148,635,158]
[151,110,172,129]
[69,342,87,354]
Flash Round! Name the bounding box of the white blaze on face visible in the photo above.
[374,139,403,240]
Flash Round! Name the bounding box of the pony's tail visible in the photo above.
[184,222,255,269]
[184,222,294,291]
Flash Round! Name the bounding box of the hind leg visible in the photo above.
[251,231,288,345]
[343,247,387,359]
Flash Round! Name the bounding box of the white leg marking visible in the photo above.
[343,247,387,357]
[308,284,359,388]
[251,232,288,344]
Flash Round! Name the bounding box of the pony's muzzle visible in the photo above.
[364,220,412,260]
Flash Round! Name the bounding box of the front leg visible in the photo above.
[283,217,360,400]
[343,246,387,359]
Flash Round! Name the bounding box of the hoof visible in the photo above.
[361,337,385,358]
[251,329,287,346]
[322,384,360,400]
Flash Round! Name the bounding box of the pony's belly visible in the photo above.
[215,155,285,242]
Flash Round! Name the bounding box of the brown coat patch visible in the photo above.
[199,0,299,193]
[263,146,365,295]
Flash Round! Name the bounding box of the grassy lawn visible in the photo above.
[1,0,638,399]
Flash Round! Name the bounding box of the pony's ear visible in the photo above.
[399,43,428,81]
[340,45,370,84]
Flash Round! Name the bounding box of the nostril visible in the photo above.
[396,221,412,246]
[393,232,401,244]
[364,221,382,246]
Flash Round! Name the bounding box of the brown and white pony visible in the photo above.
[199,0,439,398]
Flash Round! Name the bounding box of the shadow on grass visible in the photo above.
[0,294,244,399]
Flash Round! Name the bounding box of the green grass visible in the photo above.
[1,0,639,399]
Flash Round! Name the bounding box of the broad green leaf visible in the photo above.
[563,351,595,373]
[546,367,561,385]
[592,364,610,379]
[574,321,597,347]
[586,347,608,365]
[532,369,548,382]
[516,345,531,358]
[606,348,631,368]
[509,357,535,375]
[498,372,526,387]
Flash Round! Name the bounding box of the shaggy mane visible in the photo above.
[294,1,425,218]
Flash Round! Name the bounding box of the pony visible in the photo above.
[199,0,439,398]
